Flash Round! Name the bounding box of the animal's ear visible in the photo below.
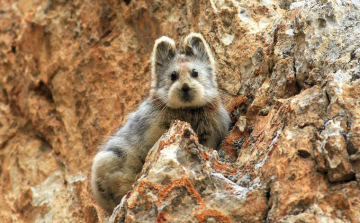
[183,33,215,66]
[151,36,176,77]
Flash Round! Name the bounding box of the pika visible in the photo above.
[91,33,231,213]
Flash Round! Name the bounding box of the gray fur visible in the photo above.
[91,33,231,213]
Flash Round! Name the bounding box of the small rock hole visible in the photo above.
[183,129,191,138]
[297,149,311,158]
[318,18,327,28]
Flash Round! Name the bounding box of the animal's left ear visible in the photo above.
[183,33,215,66]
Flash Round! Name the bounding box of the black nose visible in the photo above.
[182,83,190,92]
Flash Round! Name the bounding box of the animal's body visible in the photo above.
[91,33,231,213]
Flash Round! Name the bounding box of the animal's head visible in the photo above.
[150,33,218,109]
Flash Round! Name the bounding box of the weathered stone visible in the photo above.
[295,127,315,159]
[269,57,300,102]
[324,133,355,182]
[109,121,268,222]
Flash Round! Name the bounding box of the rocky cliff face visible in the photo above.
[1,0,360,222]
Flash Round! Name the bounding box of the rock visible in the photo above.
[321,120,355,182]
[1,0,360,222]
[109,121,268,223]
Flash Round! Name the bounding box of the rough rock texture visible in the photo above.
[1,0,360,222]
[109,120,268,222]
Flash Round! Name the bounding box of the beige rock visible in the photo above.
[110,121,268,222]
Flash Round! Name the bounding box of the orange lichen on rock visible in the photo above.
[225,184,234,191]
[138,181,162,198]
[156,211,170,223]
[189,134,199,142]
[213,160,237,175]
[158,121,196,151]
[226,95,248,113]
[200,150,210,161]
[159,141,167,151]
[128,201,143,209]
[277,23,287,31]
[220,127,245,160]
[127,182,163,209]
[195,209,231,223]
[157,177,206,210]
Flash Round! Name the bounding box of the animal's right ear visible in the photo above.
[151,36,176,77]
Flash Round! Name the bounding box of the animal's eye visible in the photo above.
[171,71,178,81]
[191,69,198,78]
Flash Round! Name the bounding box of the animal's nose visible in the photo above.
[182,83,190,92]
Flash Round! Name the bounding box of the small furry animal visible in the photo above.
[91,33,231,213]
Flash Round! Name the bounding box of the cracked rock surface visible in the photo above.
[1,0,360,222]
[110,121,268,222]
